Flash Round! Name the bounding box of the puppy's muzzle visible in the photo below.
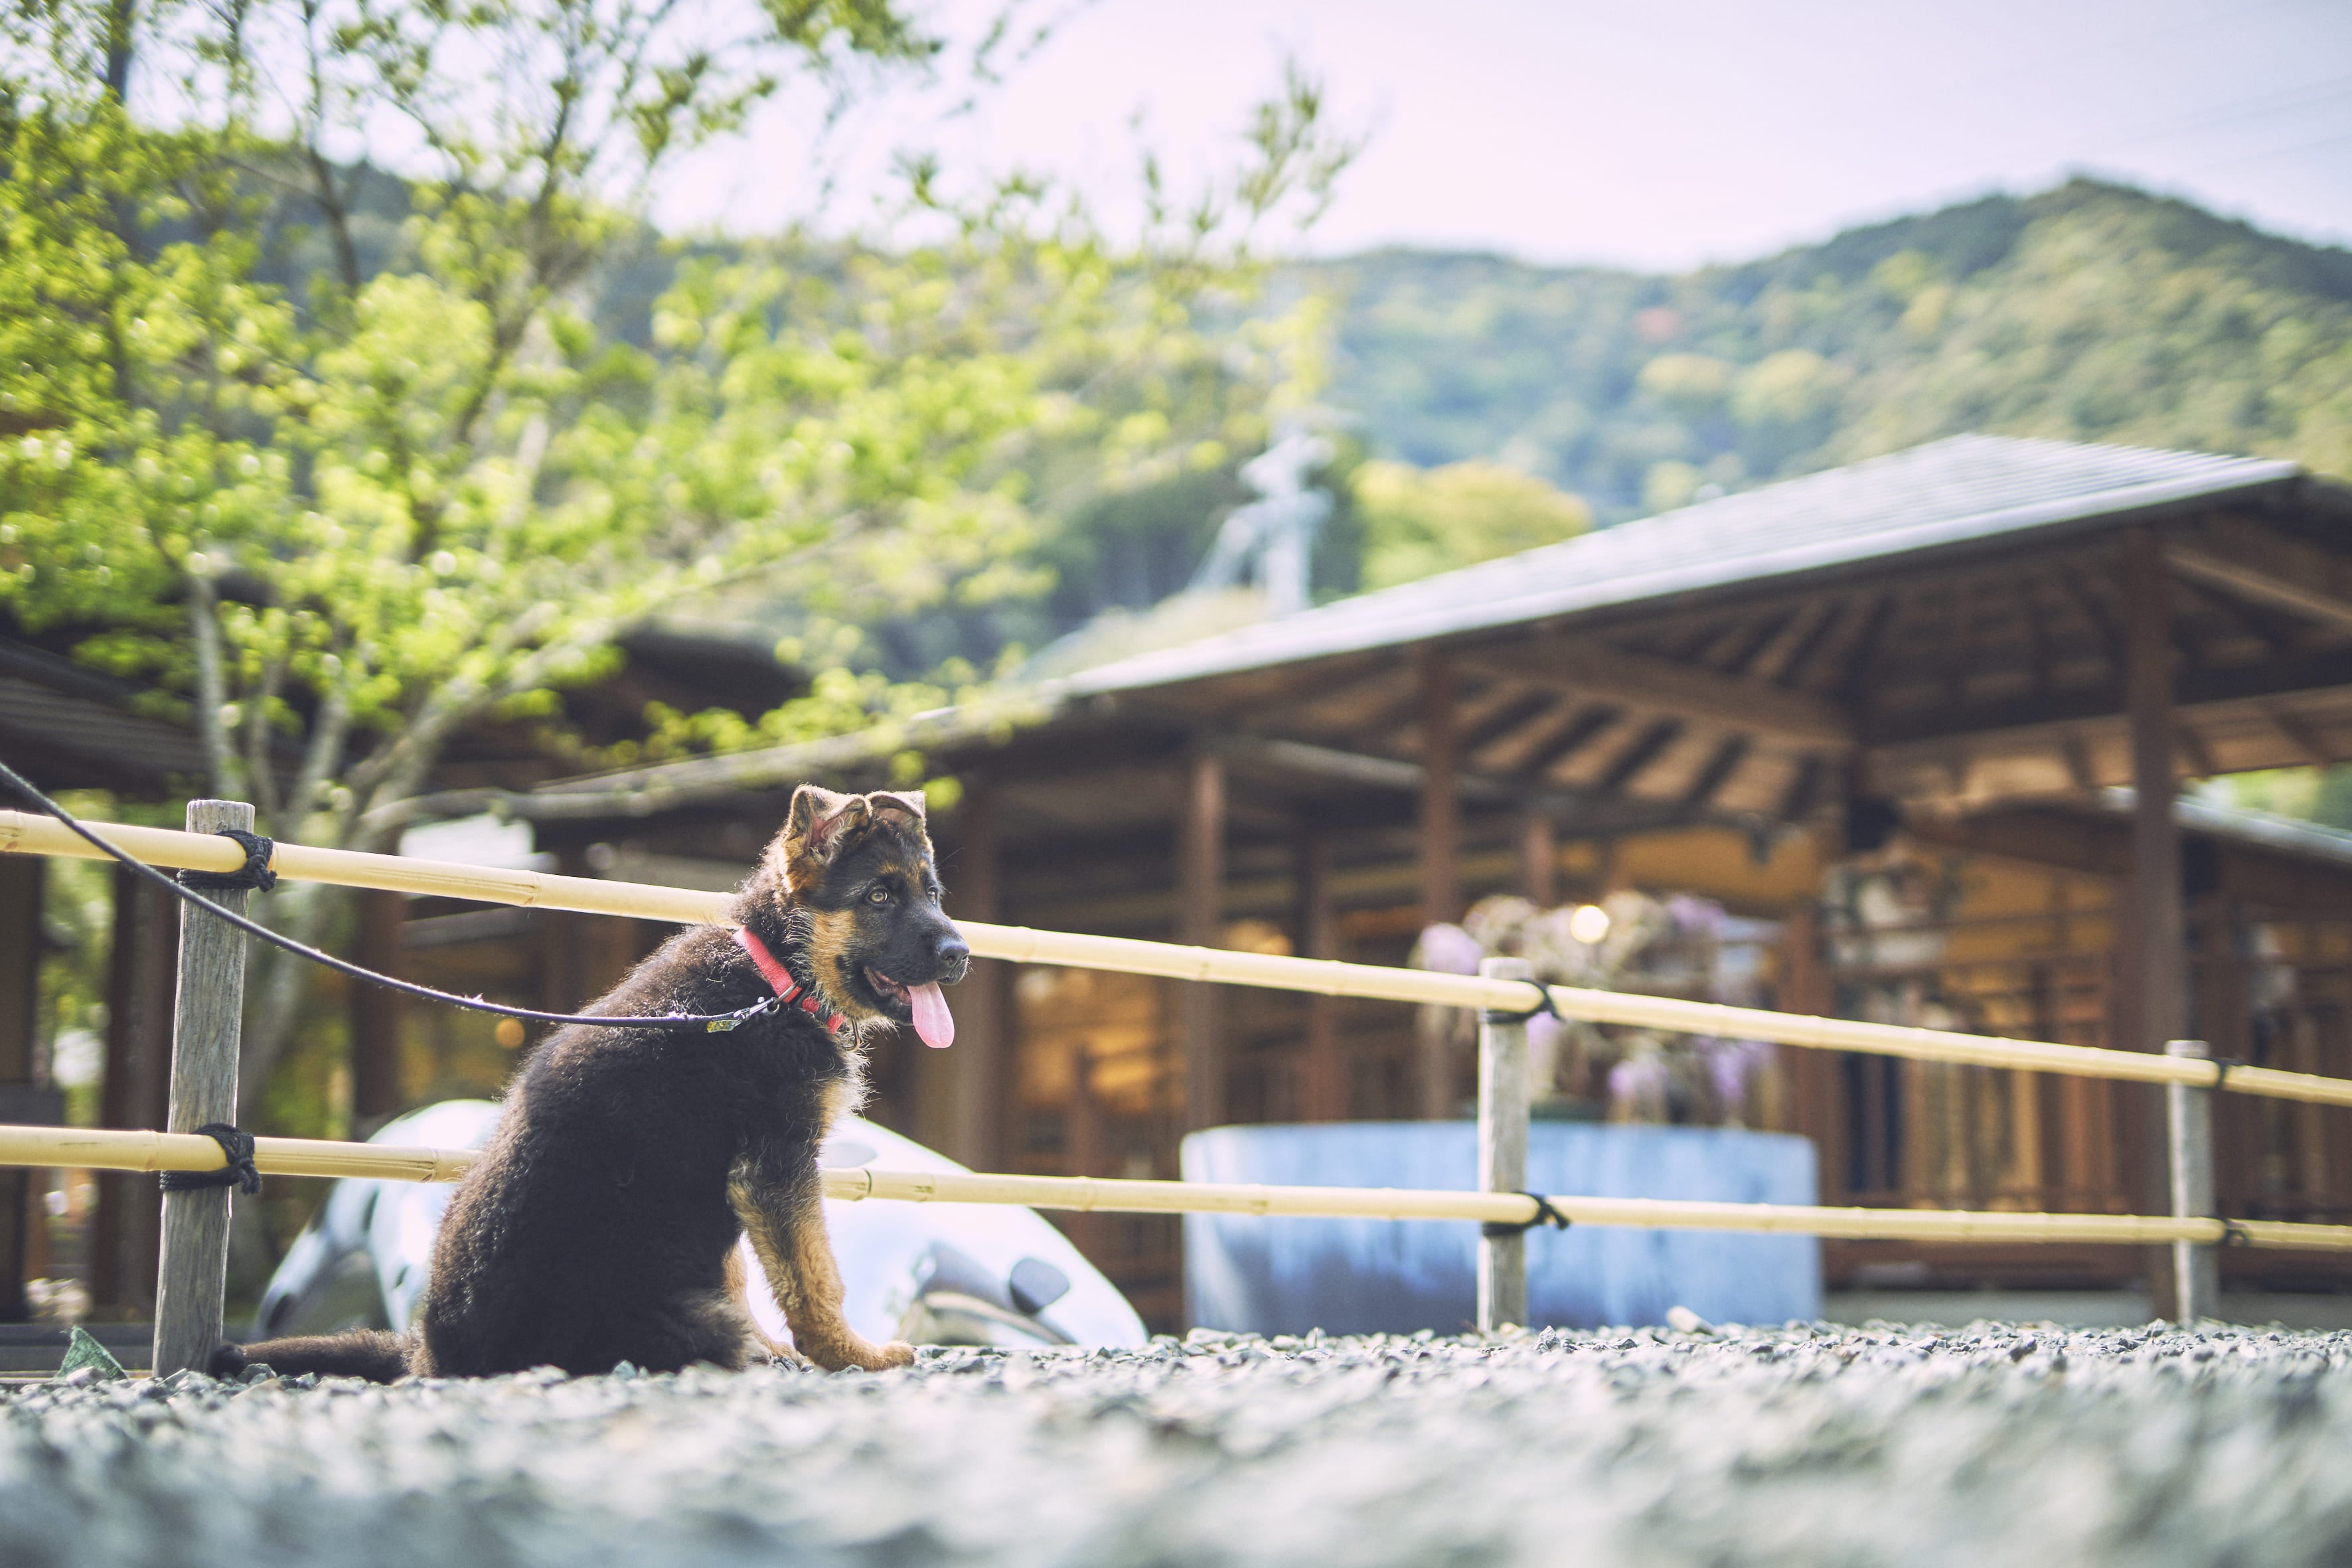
[933,933,971,985]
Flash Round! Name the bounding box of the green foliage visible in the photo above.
[0,0,1347,1119]
[1349,459,1589,591]
[1310,181,2352,518]
[2212,767,2352,834]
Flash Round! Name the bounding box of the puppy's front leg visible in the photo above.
[723,1241,810,1367]
[730,1166,913,1372]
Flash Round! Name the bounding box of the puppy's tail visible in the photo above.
[209,1329,416,1384]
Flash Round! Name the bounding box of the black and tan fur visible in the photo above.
[213,785,967,1381]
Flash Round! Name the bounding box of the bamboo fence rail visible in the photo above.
[8,809,2351,1108]
[5,1123,2349,1253]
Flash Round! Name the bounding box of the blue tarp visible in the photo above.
[1182,1121,1821,1334]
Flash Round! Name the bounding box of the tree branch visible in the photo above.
[187,573,244,800]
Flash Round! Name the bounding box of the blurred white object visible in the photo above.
[255,1101,1147,1353]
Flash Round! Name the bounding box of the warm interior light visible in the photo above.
[1569,903,1611,944]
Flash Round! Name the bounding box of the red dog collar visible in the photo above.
[734,926,847,1035]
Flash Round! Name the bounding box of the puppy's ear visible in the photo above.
[865,790,927,829]
[769,785,867,893]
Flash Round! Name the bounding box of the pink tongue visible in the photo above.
[907,982,955,1049]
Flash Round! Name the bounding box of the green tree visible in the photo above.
[1348,459,1590,591]
[0,0,1350,1121]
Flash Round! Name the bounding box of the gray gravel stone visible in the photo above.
[5,1322,2349,1567]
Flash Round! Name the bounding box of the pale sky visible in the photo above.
[657,0,2352,272]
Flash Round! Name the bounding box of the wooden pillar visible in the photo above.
[945,785,1008,1172]
[152,799,254,1377]
[1778,902,1842,1200]
[1415,650,1464,1121]
[2124,528,2188,1313]
[1519,811,1557,907]
[349,890,407,1128]
[1064,1048,1110,1261]
[2124,529,2187,1054]
[92,867,175,1315]
[0,857,39,1320]
[1178,751,1226,1134]
[1293,828,1344,1122]
[1419,649,1462,927]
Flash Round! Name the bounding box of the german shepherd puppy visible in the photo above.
[212,785,968,1381]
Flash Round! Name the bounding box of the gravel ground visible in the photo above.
[5,1321,2350,1568]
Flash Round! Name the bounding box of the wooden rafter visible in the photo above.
[1595,717,1684,796]
[1750,597,1842,685]
[1460,641,1854,749]
[2265,707,2339,767]
[2166,540,2352,638]
[2177,720,2219,779]
[1508,704,1624,779]
[1776,754,1826,823]
[1680,734,1752,811]
[1457,688,1561,759]
[1833,591,1899,702]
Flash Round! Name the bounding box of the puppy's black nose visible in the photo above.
[934,933,971,982]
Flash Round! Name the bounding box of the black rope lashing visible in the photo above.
[161,1124,262,1194]
[1482,981,1561,1027]
[177,828,277,892]
[2207,1056,2248,1092]
[1483,1192,1571,1239]
[2219,1219,2254,1247]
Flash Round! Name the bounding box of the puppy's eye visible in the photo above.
[866,885,892,905]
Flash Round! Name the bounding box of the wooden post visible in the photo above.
[2124,530,2187,1308]
[2166,1038,2221,1322]
[1294,828,1343,1122]
[152,799,255,1378]
[1477,956,1533,1332]
[0,856,39,1320]
[1419,649,1461,927]
[946,785,1007,1173]
[1520,810,1557,907]
[349,888,406,1127]
[1178,751,1227,1133]
[1418,650,1463,1123]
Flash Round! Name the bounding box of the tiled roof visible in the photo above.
[1068,434,2306,694]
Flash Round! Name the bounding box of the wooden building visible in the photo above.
[0,635,207,1320]
[357,435,2352,1326]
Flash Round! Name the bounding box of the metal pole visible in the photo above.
[1478,956,1533,1332]
[151,800,253,1377]
[2166,1038,2220,1323]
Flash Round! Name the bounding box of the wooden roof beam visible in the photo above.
[1210,733,1717,832]
[1869,678,2352,778]
[1458,641,1856,750]
[2165,541,2352,638]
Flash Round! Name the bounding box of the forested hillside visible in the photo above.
[1308,179,2352,520]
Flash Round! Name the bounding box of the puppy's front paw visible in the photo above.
[837,1336,915,1372]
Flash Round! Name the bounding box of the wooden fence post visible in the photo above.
[1478,956,1533,1332]
[151,799,254,1377]
[2165,1037,2220,1323]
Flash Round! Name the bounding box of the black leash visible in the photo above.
[0,757,785,1036]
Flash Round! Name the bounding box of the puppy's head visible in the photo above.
[763,784,969,1044]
